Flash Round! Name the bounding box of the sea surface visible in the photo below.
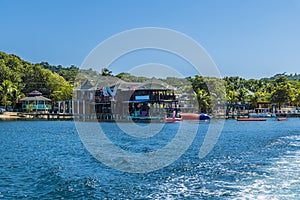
[0,118,300,199]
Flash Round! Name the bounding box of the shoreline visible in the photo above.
[0,112,24,120]
[0,112,74,121]
[1,111,300,121]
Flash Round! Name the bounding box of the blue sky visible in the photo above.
[1,0,300,79]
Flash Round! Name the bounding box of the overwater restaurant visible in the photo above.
[74,76,179,121]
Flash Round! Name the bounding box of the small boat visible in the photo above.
[164,111,183,123]
[277,118,287,121]
[180,113,211,120]
[249,113,272,118]
[237,118,267,121]
[163,116,183,123]
[180,113,199,120]
[199,113,210,120]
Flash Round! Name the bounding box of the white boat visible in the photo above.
[249,113,272,118]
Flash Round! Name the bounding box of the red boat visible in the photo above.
[163,116,183,123]
[180,113,211,120]
[277,118,287,121]
[180,113,199,120]
[237,118,267,121]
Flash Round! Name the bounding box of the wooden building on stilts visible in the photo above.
[74,76,179,122]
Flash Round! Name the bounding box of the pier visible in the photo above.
[19,112,75,120]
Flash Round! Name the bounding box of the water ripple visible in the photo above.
[0,119,300,199]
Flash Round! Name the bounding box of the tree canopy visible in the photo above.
[0,52,73,109]
[1,51,299,112]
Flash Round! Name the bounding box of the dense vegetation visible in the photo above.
[114,72,300,113]
[0,52,73,109]
[39,62,79,85]
[1,51,299,113]
[191,75,300,112]
[269,72,300,81]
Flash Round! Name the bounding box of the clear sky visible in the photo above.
[1,0,300,79]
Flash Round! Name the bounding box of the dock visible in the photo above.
[20,112,75,120]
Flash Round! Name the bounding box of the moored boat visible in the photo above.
[163,116,183,123]
[180,113,211,121]
[277,117,287,121]
[180,113,199,120]
[199,113,210,120]
[237,118,267,121]
[249,113,272,118]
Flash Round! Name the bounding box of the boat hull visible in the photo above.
[237,118,267,121]
[163,117,183,123]
[277,118,287,121]
[180,113,211,120]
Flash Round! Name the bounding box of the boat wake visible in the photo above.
[233,135,300,199]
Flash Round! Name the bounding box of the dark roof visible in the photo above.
[77,77,176,91]
[137,77,176,90]
[29,90,42,96]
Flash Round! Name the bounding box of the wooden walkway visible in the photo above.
[21,112,75,120]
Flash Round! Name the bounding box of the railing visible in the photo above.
[23,104,51,110]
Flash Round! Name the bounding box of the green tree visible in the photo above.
[0,80,14,108]
[249,91,269,108]
[291,89,300,107]
[101,68,112,76]
[226,90,239,104]
[271,84,292,110]
[0,51,76,103]
[11,85,24,109]
[48,73,73,101]
[196,89,210,113]
[236,87,249,103]
[191,75,209,93]
[274,75,289,85]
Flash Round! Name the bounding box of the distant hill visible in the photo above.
[269,73,300,81]
[39,62,79,84]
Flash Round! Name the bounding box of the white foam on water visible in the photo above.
[233,135,300,199]
[140,134,300,199]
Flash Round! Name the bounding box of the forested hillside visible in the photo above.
[269,73,300,81]
[1,51,300,112]
[0,52,73,108]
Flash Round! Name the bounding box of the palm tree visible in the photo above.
[226,90,239,104]
[196,89,210,113]
[237,87,249,103]
[0,80,14,109]
[0,80,23,110]
[11,87,24,109]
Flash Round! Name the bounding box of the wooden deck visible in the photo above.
[21,112,75,120]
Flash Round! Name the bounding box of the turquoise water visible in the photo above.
[0,119,300,199]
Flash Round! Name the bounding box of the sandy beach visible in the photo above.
[0,112,23,120]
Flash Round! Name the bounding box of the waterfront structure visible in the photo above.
[225,102,250,118]
[74,76,179,121]
[20,90,51,112]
